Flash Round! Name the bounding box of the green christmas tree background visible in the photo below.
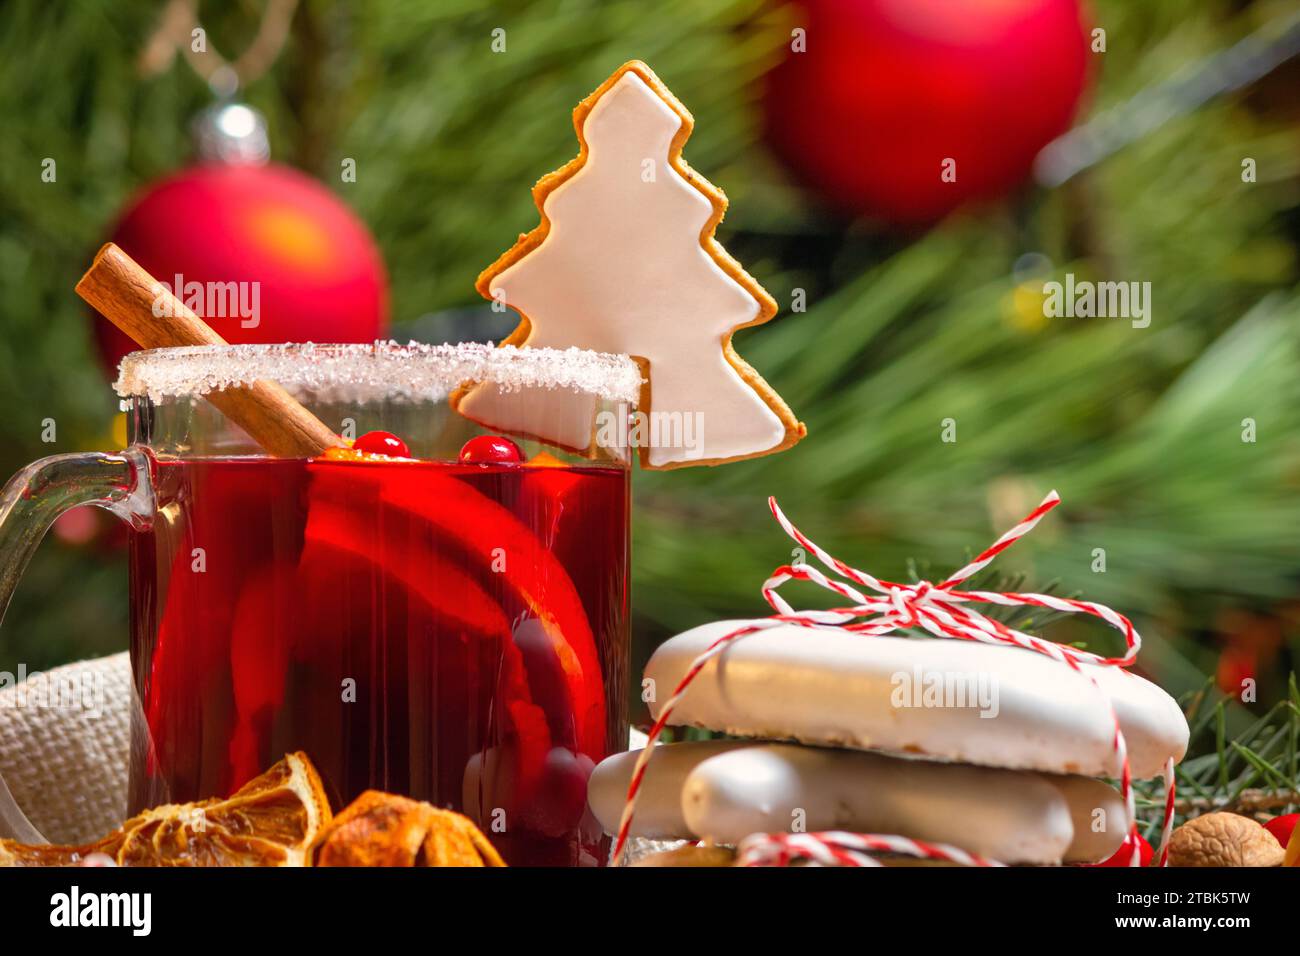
[1,1,1298,816]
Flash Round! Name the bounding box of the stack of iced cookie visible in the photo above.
[587,621,1190,864]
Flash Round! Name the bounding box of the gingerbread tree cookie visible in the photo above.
[455,60,805,469]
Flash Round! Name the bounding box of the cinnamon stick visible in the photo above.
[76,243,340,458]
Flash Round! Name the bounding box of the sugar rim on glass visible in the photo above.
[114,341,645,405]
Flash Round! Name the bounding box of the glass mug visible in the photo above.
[0,343,637,866]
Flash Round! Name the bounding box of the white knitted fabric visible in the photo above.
[0,670,684,855]
[0,652,131,844]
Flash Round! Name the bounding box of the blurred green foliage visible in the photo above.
[0,0,1298,718]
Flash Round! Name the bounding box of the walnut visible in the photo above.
[1167,812,1285,867]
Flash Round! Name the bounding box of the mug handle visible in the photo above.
[0,450,153,841]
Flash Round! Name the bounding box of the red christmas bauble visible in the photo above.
[764,0,1091,223]
[93,162,388,374]
[1264,813,1298,849]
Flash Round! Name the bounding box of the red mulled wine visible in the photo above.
[128,454,629,866]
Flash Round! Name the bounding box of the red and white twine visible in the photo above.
[735,831,1003,868]
[613,491,1177,868]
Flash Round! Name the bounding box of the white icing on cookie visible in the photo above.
[588,740,1083,864]
[643,621,1189,779]
[681,744,1074,863]
[587,739,748,840]
[1041,773,1127,863]
[459,71,790,466]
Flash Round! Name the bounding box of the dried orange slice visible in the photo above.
[0,752,330,867]
[312,791,505,867]
[316,446,413,463]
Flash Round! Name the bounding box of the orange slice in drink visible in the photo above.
[225,495,544,787]
[307,462,607,759]
[294,489,554,818]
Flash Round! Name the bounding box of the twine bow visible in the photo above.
[614,491,1177,868]
[761,491,1139,668]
